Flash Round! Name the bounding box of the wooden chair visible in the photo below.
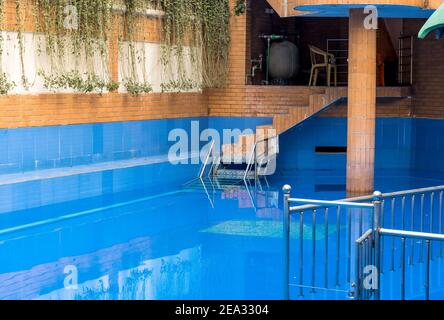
[308,45,337,86]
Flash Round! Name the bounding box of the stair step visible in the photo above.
[182,178,245,191]
[216,169,254,179]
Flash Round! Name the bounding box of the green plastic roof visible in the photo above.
[419,4,444,39]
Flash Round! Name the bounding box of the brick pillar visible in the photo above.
[346,9,377,194]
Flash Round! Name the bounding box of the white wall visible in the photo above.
[0,31,200,94]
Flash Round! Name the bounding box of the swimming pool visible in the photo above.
[1,162,444,300]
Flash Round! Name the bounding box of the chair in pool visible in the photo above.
[308,45,337,87]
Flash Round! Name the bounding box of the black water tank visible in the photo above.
[269,41,300,80]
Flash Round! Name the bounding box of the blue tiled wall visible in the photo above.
[0,116,273,214]
[413,118,444,176]
[278,117,415,172]
[0,117,272,175]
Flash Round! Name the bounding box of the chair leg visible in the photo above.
[309,67,314,86]
[313,69,319,86]
[334,66,337,87]
[327,65,331,87]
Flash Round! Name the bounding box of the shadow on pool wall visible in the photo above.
[276,116,431,177]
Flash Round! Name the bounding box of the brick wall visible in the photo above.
[404,19,444,119]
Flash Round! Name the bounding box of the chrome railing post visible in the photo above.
[282,184,291,300]
[254,145,258,190]
[373,191,383,300]
[354,240,361,300]
[425,239,431,300]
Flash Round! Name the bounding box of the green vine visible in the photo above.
[0,0,231,95]
[159,0,230,91]
[124,78,152,95]
[119,0,155,96]
[33,0,116,94]
[38,70,119,93]
[234,0,246,16]
[15,0,29,89]
[0,0,15,94]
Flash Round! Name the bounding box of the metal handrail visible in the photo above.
[380,228,444,241]
[289,198,374,210]
[290,184,444,213]
[243,137,269,181]
[283,183,444,300]
[198,140,215,179]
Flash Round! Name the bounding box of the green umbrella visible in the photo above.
[419,4,444,39]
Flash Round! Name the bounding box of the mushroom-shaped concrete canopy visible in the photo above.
[419,3,444,40]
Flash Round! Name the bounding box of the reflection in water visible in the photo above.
[37,248,201,300]
[0,178,288,300]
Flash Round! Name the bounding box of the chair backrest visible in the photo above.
[308,45,328,65]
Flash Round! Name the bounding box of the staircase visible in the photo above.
[210,85,409,181]
[214,88,342,180]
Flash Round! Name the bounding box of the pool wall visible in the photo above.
[0,117,272,214]
[0,117,272,175]
[277,117,443,175]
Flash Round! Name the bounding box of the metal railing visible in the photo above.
[282,185,380,299]
[398,35,413,86]
[327,38,348,86]
[282,184,444,300]
[244,134,278,182]
[198,140,215,179]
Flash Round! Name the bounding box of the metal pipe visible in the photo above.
[289,198,374,210]
[289,185,444,213]
[356,228,373,244]
[282,185,291,300]
[325,208,329,288]
[254,145,258,191]
[336,206,341,287]
[420,193,425,263]
[440,191,443,258]
[410,194,415,265]
[199,140,215,179]
[354,240,361,300]
[401,196,406,230]
[373,191,383,300]
[431,192,434,260]
[425,240,431,300]
[391,198,395,271]
[431,192,435,233]
[380,228,444,241]
[312,209,316,292]
[401,237,406,300]
[381,200,385,274]
[299,211,304,297]
[348,208,351,283]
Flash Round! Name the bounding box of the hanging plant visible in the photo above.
[234,0,246,16]
[118,0,155,96]
[15,0,29,89]
[158,0,230,92]
[124,78,152,95]
[38,70,119,93]
[0,0,15,94]
[0,0,231,95]
[33,0,116,94]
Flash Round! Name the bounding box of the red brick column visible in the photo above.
[346,9,377,194]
